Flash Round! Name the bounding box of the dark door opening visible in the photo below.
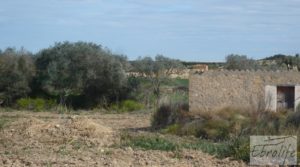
[277,86,295,110]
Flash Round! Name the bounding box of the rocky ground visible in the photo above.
[0,111,246,167]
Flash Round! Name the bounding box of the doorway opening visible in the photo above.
[277,86,295,110]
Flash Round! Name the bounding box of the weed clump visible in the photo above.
[16,98,56,111]
[286,110,300,127]
[111,100,144,112]
[151,102,190,129]
[121,133,177,151]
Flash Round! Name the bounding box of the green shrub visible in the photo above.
[121,100,144,112]
[179,107,251,141]
[253,111,287,135]
[110,103,119,111]
[121,133,177,151]
[17,98,32,110]
[161,124,181,135]
[151,103,173,128]
[180,119,204,137]
[16,98,57,111]
[151,102,190,129]
[111,100,144,112]
[181,139,229,158]
[35,98,46,111]
[286,111,300,128]
[198,119,231,141]
[226,136,250,162]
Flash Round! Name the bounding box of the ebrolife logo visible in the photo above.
[250,136,297,165]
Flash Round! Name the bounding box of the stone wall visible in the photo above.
[189,70,300,114]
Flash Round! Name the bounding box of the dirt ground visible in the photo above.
[0,111,246,167]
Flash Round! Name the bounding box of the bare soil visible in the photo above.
[0,111,246,167]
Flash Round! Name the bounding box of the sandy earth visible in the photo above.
[0,111,246,167]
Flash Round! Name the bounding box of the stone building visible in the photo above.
[189,70,300,114]
[191,64,209,73]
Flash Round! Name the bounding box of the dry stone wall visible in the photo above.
[189,70,300,114]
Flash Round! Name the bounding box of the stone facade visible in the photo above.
[191,64,209,73]
[189,70,300,114]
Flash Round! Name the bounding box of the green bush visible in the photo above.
[16,98,57,111]
[122,100,144,112]
[34,98,46,111]
[0,49,35,106]
[17,98,31,109]
[198,119,231,141]
[179,107,251,141]
[226,136,250,162]
[180,119,203,137]
[254,111,287,134]
[286,111,300,128]
[111,100,144,112]
[151,102,190,129]
[121,133,177,151]
[161,124,181,135]
[151,103,173,128]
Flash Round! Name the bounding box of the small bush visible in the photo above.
[180,119,204,137]
[16,98,57,111]
[180,107,251,141]
[151,102,190,129]
[121,100,144,112]
[111,100,144,112]
[226,136,250,162]
[198,119,231,141]
[286,111,300,128]
[161,124,181,135]
[121,133,177,151]
[151,103,173,128]
[34,98,46,111]
[254,111,287,134]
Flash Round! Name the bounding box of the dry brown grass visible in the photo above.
[10,116,115,147]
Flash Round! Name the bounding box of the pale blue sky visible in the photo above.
[0,0,299,61]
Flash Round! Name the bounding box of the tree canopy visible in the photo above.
[132,55,183,107]
[225,54,260,70]
[35,41,127,107]
[0,48,35,105]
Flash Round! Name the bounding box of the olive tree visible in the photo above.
[35,41,127,107]
[225,54,260,70]
[132,55,183,108]
[0,48,35,105]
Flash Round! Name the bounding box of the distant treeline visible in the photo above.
[0,41,183,109]
[225,54,300,71]
[0,42,299,109]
